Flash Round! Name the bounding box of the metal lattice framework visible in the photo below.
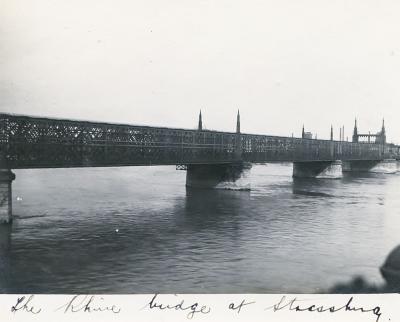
[0,113,398,169]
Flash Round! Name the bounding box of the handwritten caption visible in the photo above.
[9,293,385,322]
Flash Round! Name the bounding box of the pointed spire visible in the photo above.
[198,109,202,131]
[302,124,305,138]
[330,125,333,140]
[236,109,240,133]
[381,118,386,144]
[352,118,358,142]
[342,125,345,141]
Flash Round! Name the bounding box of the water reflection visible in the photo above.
[181,188,246,230]
[292,178,338,197]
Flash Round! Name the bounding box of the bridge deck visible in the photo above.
[0,113,398,169]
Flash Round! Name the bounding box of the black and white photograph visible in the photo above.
[1,0,400,304]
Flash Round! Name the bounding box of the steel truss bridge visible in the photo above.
[0,113,399,169]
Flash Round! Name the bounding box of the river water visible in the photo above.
[0,163,399,293]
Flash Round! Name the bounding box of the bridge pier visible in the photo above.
[186,163,247,188]
[293,161,342,178]
[0,170,15,224]
[342,159,397,173]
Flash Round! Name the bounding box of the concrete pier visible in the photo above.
[0,170,15,224]
[186,163,247,188]
[342,159,397,173]
[293,161,341,178]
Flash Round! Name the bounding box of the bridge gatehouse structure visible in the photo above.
[0,112,399,223]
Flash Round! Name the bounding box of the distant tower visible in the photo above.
[330,125,333,141]
[236,109,240,133]
[302,124,305,139]
[381,118,386,144]
[198,110,202,131]
[352,118,358,143]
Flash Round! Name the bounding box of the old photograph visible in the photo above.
[1,0,400,295]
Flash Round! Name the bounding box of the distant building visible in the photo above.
[301,125,313,139]
[352,118,386,144]
[303,131,313,139]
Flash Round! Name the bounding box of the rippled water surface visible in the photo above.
[1,163,399,293]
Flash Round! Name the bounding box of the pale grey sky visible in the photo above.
[1,0,400,142]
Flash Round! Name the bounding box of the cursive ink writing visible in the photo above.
[56,295,121,314]
[228,299,256,313]
[266,295,382,322]
[145,294,211,319]
[11,295,42,314]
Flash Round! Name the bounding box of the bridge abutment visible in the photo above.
[293,161,342,178]
[0,170,15,224]
[186,163,247,188]
[342,159,397,173]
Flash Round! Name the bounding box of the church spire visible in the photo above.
[381,118,386,144]
[198,110,202,131]
[302,124,305,139]
[352,118,358,142]
[330,125,333,141]
[236,109,240,133]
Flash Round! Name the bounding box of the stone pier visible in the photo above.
[293,161,342,178]
[186,163,247,188]
[0,170,15,224]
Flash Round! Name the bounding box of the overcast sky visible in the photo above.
[1,0,400,142]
